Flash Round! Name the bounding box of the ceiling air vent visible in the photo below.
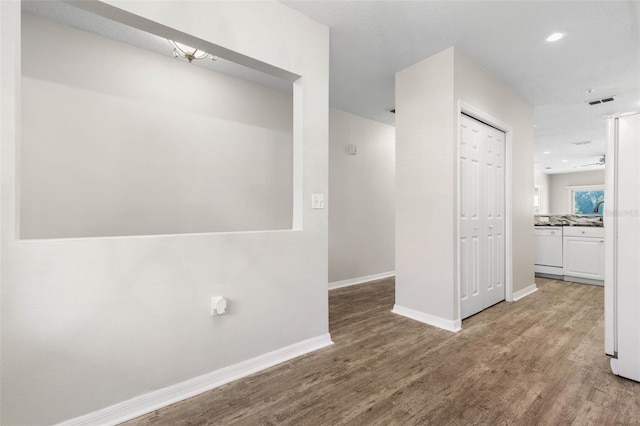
[588,96,615,105]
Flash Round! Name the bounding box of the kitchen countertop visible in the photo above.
[534,214,604,227]
[535,223,603,227]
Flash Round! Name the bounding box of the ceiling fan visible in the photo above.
[575,155,606,168]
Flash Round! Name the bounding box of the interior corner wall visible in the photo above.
[548,169,605,214]
[395,46,535,327]
[329,109,395,285]
[395,48,457,321]
[0,1,329,425]
[534,170,551,214]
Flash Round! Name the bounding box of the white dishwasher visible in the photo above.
[534,226,563,277]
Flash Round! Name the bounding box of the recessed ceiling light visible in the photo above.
[546,32,565,42]
[543,151,551,154]
[561,159,569,163]
[585,89,594,94]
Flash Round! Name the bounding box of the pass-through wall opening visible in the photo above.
[20,2,296,239]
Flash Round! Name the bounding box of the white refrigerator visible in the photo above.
[605,111,640,381]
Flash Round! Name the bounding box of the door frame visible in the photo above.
[456,102,514,326]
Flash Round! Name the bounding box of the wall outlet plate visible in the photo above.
[311,193,325,209]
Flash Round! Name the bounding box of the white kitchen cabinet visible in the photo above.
[563,226,605,283]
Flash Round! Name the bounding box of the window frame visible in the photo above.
[567,184,605,215]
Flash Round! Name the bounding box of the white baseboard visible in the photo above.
[391,304,461,332]
[329,271,395,290]
[513,283,538,301]
[56,334,333,426]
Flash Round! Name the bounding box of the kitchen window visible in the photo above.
[568,185,605,215]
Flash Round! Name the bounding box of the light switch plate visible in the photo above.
[311,193,325,209]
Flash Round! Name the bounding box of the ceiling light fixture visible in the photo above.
[546,32,565,42]
[543,151,551,154]
[169,40,214,63]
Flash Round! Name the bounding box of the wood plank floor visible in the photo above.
[124,278,640,425]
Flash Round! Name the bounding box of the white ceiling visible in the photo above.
[283,0,640,174]
[23,1,640,174]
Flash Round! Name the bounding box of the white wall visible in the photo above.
[1,2,329,425]
[548,170,605,214]
[534,170,550,214]
[395,47,535,328]
[395,48,457,323]
[21,13,293,238]
[329,109,395,285]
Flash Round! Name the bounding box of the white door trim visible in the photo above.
[456,102,514,326]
